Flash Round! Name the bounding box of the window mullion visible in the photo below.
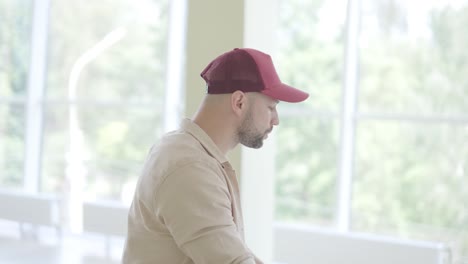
[24,0,50,193]
[337,0,361,232]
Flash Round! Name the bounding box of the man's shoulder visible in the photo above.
[158,130,207,158]
[146,130,218,174]
[134,130,226,211]
[137,130,221,195]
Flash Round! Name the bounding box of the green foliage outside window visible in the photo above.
[0,0,169,202]
[275,0,468,261]
[42,0,169,200]
[0,0,32,189]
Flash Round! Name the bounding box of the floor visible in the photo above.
[0,221,123,264]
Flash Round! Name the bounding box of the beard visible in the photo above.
[237,109,271,149]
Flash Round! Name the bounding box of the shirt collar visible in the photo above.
[180,118,228,164]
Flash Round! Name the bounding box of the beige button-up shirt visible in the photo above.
[123,119,260,264]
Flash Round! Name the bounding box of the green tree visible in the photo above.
[0,0,32,188]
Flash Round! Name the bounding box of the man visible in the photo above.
[122,48,309,263]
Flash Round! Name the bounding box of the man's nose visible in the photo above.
[272,111,279,126]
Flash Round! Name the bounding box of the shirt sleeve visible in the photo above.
[155,161,256,264]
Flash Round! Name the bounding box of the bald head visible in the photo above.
[196,91,257,121]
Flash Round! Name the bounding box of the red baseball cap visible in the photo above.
[200,48,309,103]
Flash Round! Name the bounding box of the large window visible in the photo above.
[274,0,468,262]
[0,0,169,205]
[42,0,169,203]
[274,0,346,227]
[355,0,468,259]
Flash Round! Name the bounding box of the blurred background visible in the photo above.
[0,0,467,263]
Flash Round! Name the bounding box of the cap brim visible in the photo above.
[261,83,309,103]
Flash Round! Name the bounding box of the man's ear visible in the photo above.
[231,90,247,116]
